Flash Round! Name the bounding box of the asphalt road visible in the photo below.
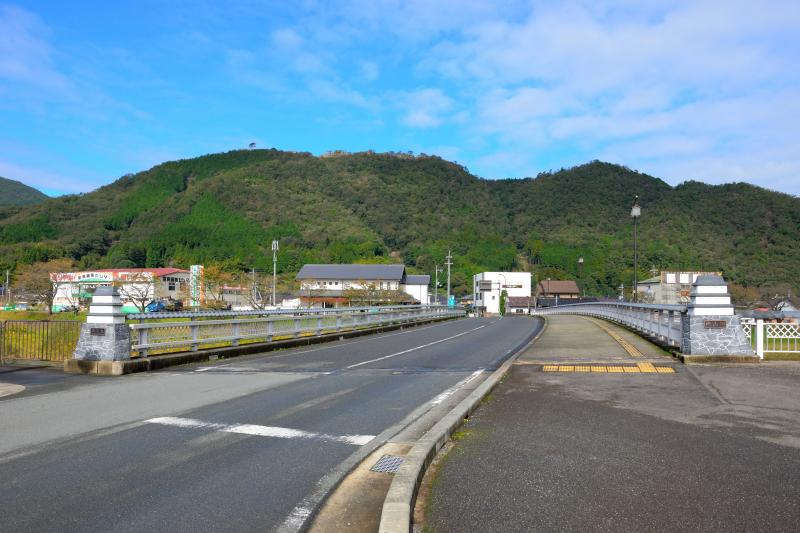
[0,316,541,533]
[427,315,800,532]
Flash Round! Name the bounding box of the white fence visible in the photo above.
[740,318,800,358]
[533,302,687,348]
[128,305,463,357]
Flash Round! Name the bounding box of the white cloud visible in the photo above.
[400,88,454,128]
[413,0,800,193]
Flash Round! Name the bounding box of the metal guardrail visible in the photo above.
[0,320,82,363]
[126,304,442,320]
[128,305,464,357]
[532,301,687,347]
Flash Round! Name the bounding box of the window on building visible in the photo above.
[168,283,176,291]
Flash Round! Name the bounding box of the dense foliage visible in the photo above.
[0,150,797,297]
[0,176,48,207]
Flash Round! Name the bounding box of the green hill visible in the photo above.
[0,176,48,207]
[0,150,797,296]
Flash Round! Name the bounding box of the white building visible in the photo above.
[473,272,531,315]
[636,271,721,305]
[296,264,430,307]
[51,268,190,313]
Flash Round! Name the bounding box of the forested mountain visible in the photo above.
[0,149,797,296]
[0,176,48,207]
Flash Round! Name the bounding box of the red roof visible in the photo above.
[95,268,189,277]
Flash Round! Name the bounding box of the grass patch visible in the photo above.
[0,310,86,322]
[764,352,800,361]
[450,428,472,442]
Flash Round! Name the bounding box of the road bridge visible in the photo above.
[0,316,540,532]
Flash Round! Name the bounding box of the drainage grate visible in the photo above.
[370,454,404,474]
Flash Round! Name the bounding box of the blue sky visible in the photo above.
[1,1,799,196]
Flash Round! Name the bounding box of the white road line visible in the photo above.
[193,320,455,372]
[344,324,488,369]
[431,369,484,405]
[145,417,374,446]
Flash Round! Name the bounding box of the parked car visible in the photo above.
[59,305,80,313]
[145,300,183,313]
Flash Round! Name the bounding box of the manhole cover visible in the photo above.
[370,454,404,473]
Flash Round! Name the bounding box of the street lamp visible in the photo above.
[630,196,641,302]
[271,239,279,306]
[434,264,443,305]
[577,257,584,298]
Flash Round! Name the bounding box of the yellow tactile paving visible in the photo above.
[637,362,657,373]
[584,318,644,357]
[541,364,676,375]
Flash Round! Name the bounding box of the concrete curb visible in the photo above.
[64,315,459,376]
[378,316,548,533]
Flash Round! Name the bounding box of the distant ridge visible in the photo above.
[0,150,797,296]
[0,176,48,207]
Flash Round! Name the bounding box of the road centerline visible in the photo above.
[344,324,488,369]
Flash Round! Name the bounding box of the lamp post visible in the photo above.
[271,239,279,307]
[434,264,443,305]
[630,196,641,302]
[577,257,584,298]
[445,250,453,306]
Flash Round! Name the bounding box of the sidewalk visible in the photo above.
[425,315,800,532]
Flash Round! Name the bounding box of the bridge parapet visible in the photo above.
[533,275,757,362]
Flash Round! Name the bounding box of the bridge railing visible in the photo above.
[739,318,800,359]
[532,302,687,348]
[127,305,463,357]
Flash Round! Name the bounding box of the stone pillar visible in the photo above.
[71,286,131,361]
[680,275,756,362]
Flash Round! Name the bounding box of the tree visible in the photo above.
[203,263,235,309]
[13,258,74,314]
[115,271,155,312]
[499,289,508,315]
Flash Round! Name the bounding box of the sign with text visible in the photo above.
[703,320,727,329]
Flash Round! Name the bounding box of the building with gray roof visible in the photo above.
[296,264,430,307]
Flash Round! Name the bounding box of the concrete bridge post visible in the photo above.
[65,286,132,373]
[680,275,757,362]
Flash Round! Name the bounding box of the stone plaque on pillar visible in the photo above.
[680,274,755,360]
[72,286,131,361]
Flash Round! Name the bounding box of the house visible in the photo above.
[535,280,580,307]
[51,268,190,313]
[635,271,720,304]
[296,264,430,307]
[473,272,531,315]
[506,296,533,314]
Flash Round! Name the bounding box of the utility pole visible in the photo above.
[4,269,8,306]
[445,250,453,306]
[272,240,279,307]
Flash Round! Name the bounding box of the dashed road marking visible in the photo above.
[345,324,487,369]
[145,417,375,445]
